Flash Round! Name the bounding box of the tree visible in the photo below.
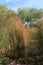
[18,8,43,27]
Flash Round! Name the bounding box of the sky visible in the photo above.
[0,0,43,11]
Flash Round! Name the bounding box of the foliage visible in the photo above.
[18,8,43,22]
[0,5,43,64]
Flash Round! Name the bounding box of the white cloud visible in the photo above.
[5,0,12,2]
[5,0,20,2]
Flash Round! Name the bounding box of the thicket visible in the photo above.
[0,5,43,64]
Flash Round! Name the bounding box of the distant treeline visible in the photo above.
[18,8,43,22]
